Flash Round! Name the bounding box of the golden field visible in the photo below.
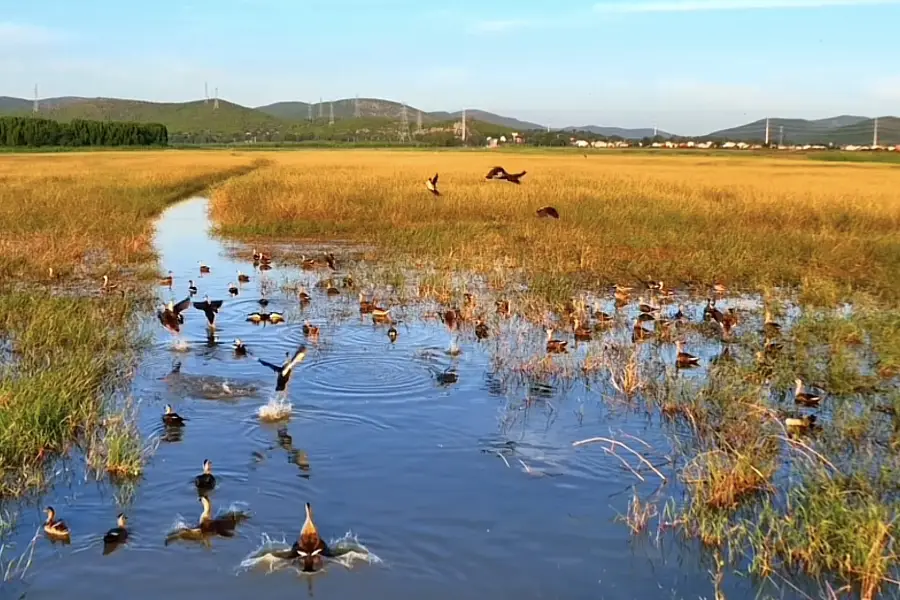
[210,150,900,304]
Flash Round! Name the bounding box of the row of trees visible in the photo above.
[0,117,168,147]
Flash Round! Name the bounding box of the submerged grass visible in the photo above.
[0,151,261,495]
[210,151,900,304]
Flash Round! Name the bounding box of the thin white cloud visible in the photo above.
[0,22,65,45]
[466,18,533,34]
[593,0,900,13]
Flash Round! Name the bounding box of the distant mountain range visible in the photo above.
[0,95,897,145]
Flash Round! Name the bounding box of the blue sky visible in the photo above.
[1,0,899,134]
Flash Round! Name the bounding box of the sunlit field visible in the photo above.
[211,150,900,305]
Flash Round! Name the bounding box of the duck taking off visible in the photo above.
[193,295,224,329]
[535,206,559,219]
[258,344,307,392]
[485,166,526,184]
[292,502,331,571]
[157,297,192,333]
[425,173,440,196]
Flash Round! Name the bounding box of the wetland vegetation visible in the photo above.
[1,148,899,598]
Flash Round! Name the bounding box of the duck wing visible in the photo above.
[172,297,192,314]
[486,166,506,179]
[281,345,308,376]
[258,358,283,373]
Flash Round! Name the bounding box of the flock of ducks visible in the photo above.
[425,165,558,221]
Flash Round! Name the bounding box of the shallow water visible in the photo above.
[2,197,804,599]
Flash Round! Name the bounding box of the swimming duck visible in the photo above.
[496,299,511,317]
[258,344,307,392]
[440,309,459,330]
[785,414,817,431]
[722,308,739,330]
[157,297,192,333]
[675,341,700,368]
[289,503,331,571]
[536,206,559,219]
[299,255,316,270]
[187,279,198,295]
[258,297,270,307]
[358,293,376,314]
[436,367,459,385]
[237,271,250,283]
[638,296,660,313]
[193,295,224,329]
[159,271,174,287]
[673,304,686,321]
[371,307,391,324]
[475,319,489,340]
[43,506,70,538]
[195,459,216,491]
[592,302,613,323]
[485,166,526,184]
[657,281,675,297]
[103,513,128,544]
[794,379,822,407]
[228,282,239,296]
[302,320,319,338]
[324,252,337,271]
[637,312,656,323]
[253,248,271,263]
[632,319,654,341]
[387,324,398,342]
[162,403,186,427]
[198,261,211,274]
[704,299,724,323]
[573,318,592,342]
[325,280,340,296]
[233,338,248,356]
[298,287,311,304]
[342,274,354,288]
[712,283,728,295]
[196,496,243,536]
[545,329,568,354]
[426,173,440,196]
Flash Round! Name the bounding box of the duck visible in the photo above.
[440,309,459,330]
[535,206,559,219]
[253,248,271,263]
[228,282,239,296]
[237,270,250,283]
[193,295,224,329]
[712,283,728,295]
[268,312,285,324]
[198,261,211,274]
[103,513,128,544]
[675,341,701,368]
[573,318,592,342]
[323,252,337,271]
[632,319,654,341]
[485,166,526,184]
[358,293,376,314]
[592,302,613,323]
[387,324,398,342]
[298,287,311,304]
[794,379,822,407]
[196,496,243,536]
[475,319,489,340]
[233,338,248,356]
[722,308,739,330]
[195,459,216,491]
[258,344,307,392]
[325,280,340,296]
[371,307,392,324]
[300,255,316,270]
[246,312,267,324]
[436,367,459,385]
[785,414,817,431]
[157,297,192,333]
[187,279,198,295]
[425,172,440,196]
[637,312,656,323]
[289,503,331,571]
[463,292,476,306]
[672,304,686,321]
[302,320,319,338]
[258,297,269,307]
[657,281,675,297]
[101,275,118,292]
[43,506,70,538]
[638,296,660,313]
[545,329,568,354]
[496,299,511,317]
[764,309,781,335]
[342,274,354,288]
[162,403,186,427]
[704,298,724,323]
[159,271,174,287]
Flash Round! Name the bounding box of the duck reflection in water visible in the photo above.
[277,427,311,478]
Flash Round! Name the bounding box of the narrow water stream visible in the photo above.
[3,197,777,599]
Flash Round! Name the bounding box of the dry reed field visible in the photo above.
[211,150,900,305]
[0,150,261,495]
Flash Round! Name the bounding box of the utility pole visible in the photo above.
[873,116,879,147]
[764,117,770,146]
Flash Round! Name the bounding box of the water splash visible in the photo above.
[238,531,380,575]
[258,394,292,422]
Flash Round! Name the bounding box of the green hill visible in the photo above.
[257,97,438,123]
[707,115,898,145]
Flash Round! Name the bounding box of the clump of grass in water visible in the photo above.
[87,399,155,479]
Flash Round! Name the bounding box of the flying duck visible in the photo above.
[258,344,307,392]
[485,166,526,183]
[193,295,224,329]
[157,297,192,333]
[535,206,560,219]
[426,173,440,196]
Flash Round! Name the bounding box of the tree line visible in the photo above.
[0,116,168,147]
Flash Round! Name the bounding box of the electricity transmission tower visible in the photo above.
[318,97,324,119]
[354,95,360,118]
[33,84,38,113]
[416,110,423,133]
[399,103,410,142]
[307,103,313,121]
[205,81,209,104]
[461,108,467,144]
[764,117,770,146]
[214,87,219,110]
[873,116,879,147]
[328,102,334,126]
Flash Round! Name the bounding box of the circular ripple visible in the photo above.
[300,348,438,404]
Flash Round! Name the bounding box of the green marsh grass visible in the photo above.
[0,151,261,495]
